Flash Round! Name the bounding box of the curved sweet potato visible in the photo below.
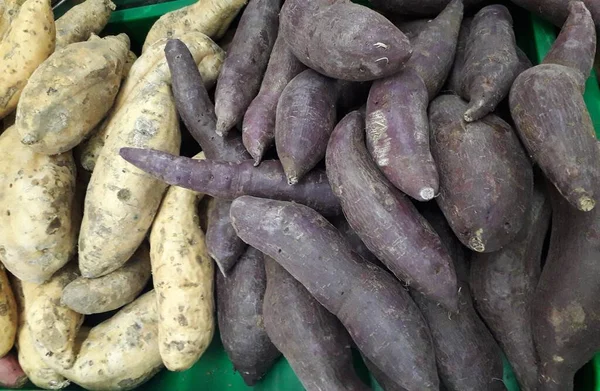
[327,110,459,310]
[429,94,533,253]
[509,0,599,30]
[330,216,380,266]
[280,0,412,81]
[230,196,439,390]
[206,198,248,275]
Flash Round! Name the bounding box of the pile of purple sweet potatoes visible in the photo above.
[114,0,600,390]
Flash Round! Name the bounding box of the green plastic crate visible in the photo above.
[9,2,598,391]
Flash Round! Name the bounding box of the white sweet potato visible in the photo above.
[55,0,115,48]
[0,265,17,357]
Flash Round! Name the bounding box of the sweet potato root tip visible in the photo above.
[420,187,435,201]
[579,196,596,211]
[463,98,487,122]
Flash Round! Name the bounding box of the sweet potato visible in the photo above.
[150,171,215,371]
[460,5,521,122]
[364,358,406,391]
[414,205,505,391]
[446,17,472,94]
[214,0,281,137]
[13,279,70,390]
[242,34,306,165]
[0,266,17,358]
[510,63,599,213]
[0,0,55,120]
[217,247,280,386]
[543,1,596,84]
[58,291,163,391]
[0,352,27,389]
[55,0,115,48]
[61,244,151,315]
[0,0,28,39]
[326,110,458,310]
[279,0,412,81]
[330,216,380,266]
[230,196,439,391]
[275,69,338,184]
[429,94,533,252]
[17,34,130,155]
[395,18,432,41]
[142,0,247,52]
[0,126,78,283]
[470,179,551,391]
[26,264,82,370]
[263,257,369,391]
[206,198,247,275]
[509,0,599,30]
[531,184,600,391]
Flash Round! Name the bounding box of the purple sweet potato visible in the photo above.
[217,246,280,386]
[214,0,281,137]
[206,198,248,275]
[119,149,341,217]
[460,5,521,122]
[364,357,406,391]
[279,0,412,81]
[263,257,369,391]
[395,18,433,41]
[165,38,251,274]
[275,69,338,184]
[446,16,472,94]
[229,196,439,390]
[330,215,380,266]
[242,35,306,165]
[470,178,551,391]
[509,0,600,30]
[0,352,27,389]
[429,94,533,253]
[542,1,596,84]
[326,110,459,311]
[510,64,599,212]
[531,184,600,391]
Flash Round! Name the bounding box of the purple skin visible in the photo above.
[164,38,251,274]
[509,0,600,30]
[510,64,600,212]
[395,18,433,42]
[242,34,306,166]
[532,184,600,391]
[279,0,412,81]
[364,357,407,391]
[229,196,439,391]
[119,148,341,217]
[263,258,370,391]
[471,178,551,391]
[326,110,459,311]
[429,94,533,253]
[217,246,280,386]
[446,17,472,94]
[214,0,281,137]
[460,5,521,122]
[0,352,27,389]
[206,198,248,276]
[366,69,438,202]
[543,1,597,83]
[275,69,338,185]
[330,215,381,267]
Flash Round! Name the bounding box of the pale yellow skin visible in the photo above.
[26,263,83,370]
[16,34,131,155]
[59,291,163,391]
[150,153,215,371]
[0,127,78,283]
[142,0,247,52]
[0,265,17,357]
[55,0,116,48]
[0,0,55,120]
[61,242,151,314]
[0,0,28,39]
[13,279,70,390]
[79,33,224,172]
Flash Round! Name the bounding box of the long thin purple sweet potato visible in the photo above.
[415,205,506,391]
[119,149,341,217]
[532,184,600,391]
[509,0,599,30]
[326,110,459,311]
[330,216,380,266]
[446,16,472,94]
[263,257,370,391]
[275,69,338,184]
[542,1,596,85]
[279,0,412,81]
[217,246,280,386]
[510,64,599,212]
[471,178,551,391]
[429,94,533,253]
[460,5,521,122]
[165,38,251,274]
[242,35,306,165]
[206,198,248,275]
[214,0,281,137]
[229,196,439,391]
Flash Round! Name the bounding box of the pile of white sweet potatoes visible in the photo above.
[0,0,599,390]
